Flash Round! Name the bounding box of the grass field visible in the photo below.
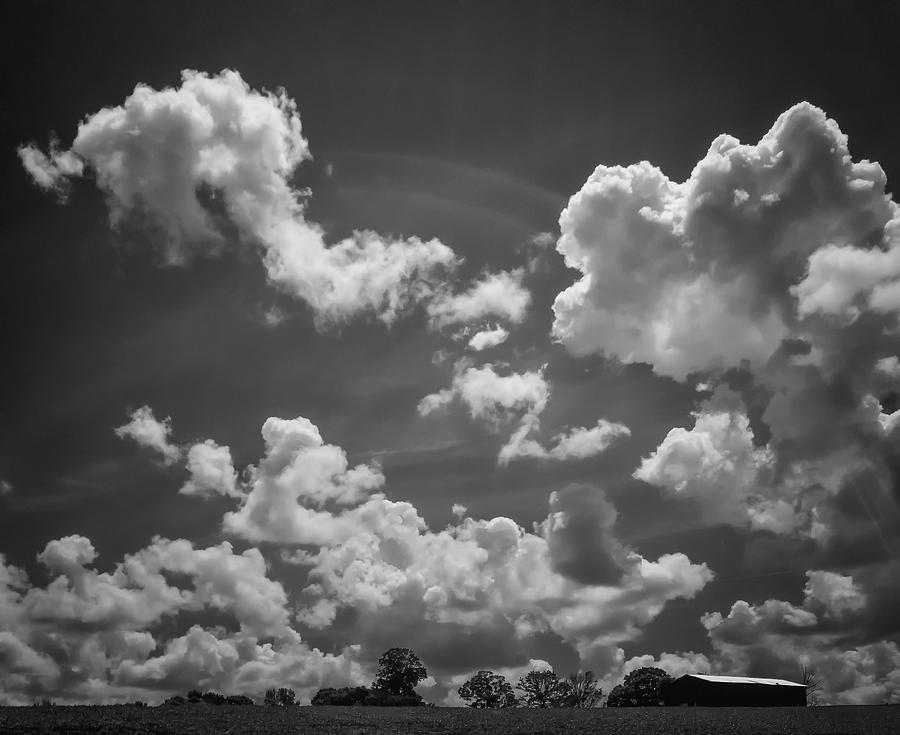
[2,705,898,735]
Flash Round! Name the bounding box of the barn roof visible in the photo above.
[683,674,805,687]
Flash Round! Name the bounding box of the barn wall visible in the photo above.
[662,679,806,707]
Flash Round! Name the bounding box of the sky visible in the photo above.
[2,0,900,706]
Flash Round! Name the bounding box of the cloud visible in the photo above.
[538,484,637,585]
[114,406,181,465]
[551,102,895,381]
[214,415,711,677]
[427,270,530,328]
[19,69,459,326]
[0,535,369,704]
[701,570,900,704]
[17,140,83,198]
[0,480,12,496]
[467,326,509,352]
[223,416,385,545]
[499,418,630,465]
[418,362,549,428]
[420,362,628,466]
[181,440,239,498]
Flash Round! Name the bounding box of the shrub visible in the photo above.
[311,686,372,706]
[225,694,254,705]
[364,691,424,706]
[163,695,187,706]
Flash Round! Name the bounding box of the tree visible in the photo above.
[516,670,570,708]
[458,671,517,708]
[372,648,428,697]
[264,687,296,706]
[800,665,824,706]
[606,667,671,707]
[566,670,604,708]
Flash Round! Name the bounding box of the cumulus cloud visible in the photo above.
[114,406,181,465]
[223,415,385,545]
[552,102,895,380]
[418,362,549,428]
[0,535,368,704]
[701,570,899,704]
[213,415,711,676]
[427,269,531,328]
[420,361,628,466]
[19,70,459,326]
[467,326,509,352]
[181,440,239,498]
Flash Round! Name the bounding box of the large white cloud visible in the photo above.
[0,535,368,704]
[223,416,385,546]
[19,70,461,326]
[552,102,895,380]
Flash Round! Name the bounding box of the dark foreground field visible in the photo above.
[1,705,898,735]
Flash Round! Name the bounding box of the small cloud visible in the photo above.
[467,326,509,352]
[451,503,467,519]
[262,306,286,328]
[114,405,181,465]
[0,479,12,495]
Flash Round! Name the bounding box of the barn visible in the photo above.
[661,674,807,707]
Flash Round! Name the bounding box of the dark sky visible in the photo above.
[1,0,899,706]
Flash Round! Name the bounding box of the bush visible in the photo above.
[311,686,372,706]
[200,691,227,705]
[225,694,254,705]
[163,695,187,706]
[364,691,424,706]
[310,686,424,707]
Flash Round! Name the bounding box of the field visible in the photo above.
[2,705,898,735]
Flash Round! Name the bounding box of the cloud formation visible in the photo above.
[552,102,894,381]
[114,406,181,465]
[0,536,368,704]
[467,326,509,352]
[701,570,900,704]
[180,440,239,498]
[19,70,461,326]
[427,270,530,328]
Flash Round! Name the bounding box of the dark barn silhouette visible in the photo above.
[661,674,807,707]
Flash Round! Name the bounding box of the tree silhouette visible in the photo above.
[566,670,604,708]
[516,670,570,707]
[372,648,427,697]
[458,671,517,708]
[606,667,671,707]
[800,665,824,706]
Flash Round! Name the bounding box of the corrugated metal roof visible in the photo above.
[684,674,805,687]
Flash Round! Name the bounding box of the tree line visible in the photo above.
[157,648,678,708]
